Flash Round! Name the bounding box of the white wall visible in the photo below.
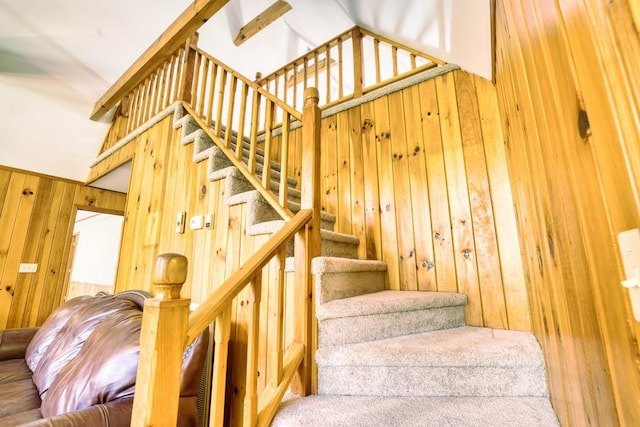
[71,211,124,286]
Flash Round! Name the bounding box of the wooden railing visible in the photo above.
[120,46,188,135]
[97,35,198,156]
[180,45,305,219]
[257,26,446,111]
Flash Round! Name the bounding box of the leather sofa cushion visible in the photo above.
[32,296,137,398]
[40,306,142,418]
[0,359,32,384]
[24,296,92,372]
[0,379,40,418]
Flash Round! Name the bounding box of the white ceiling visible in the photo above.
[0,0,491,187]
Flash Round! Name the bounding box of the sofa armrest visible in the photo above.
[21,398,134,427]
[0,328,38,361]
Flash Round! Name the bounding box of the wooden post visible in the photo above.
[292,88,322,395]
[131,253,191,427]
[180,33,199,104]
[351,28,364,98]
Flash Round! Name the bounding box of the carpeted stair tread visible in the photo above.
[317,290,467,321]
[246,211,336,236]
[216,166,301,202]
[316,326,544,368]
[316,327,548,397]
[271,395,559,427]
[311,256,387,274]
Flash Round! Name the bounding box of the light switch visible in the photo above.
[204,214,214,230]
[176,212,186,234]
[190,215,204,230]
[617,228,640,322]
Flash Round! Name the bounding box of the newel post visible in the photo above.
[132,253,191,427]
[292,88,322,395]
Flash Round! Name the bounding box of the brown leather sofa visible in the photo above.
[0,290,208,426]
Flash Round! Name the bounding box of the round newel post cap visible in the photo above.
[304,87,319,104]
[152,253,188,300]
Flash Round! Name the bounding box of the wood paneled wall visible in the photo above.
[0,166,126,329]
[495,0,640,425]
[115,68,534,423]
[320,70,530,330]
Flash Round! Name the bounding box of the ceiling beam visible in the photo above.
[233,0,292,46]
[90,0,230,121]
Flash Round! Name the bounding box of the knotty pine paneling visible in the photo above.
[495,0,640,425]
[320,69,530,330]
[0,166,126,329]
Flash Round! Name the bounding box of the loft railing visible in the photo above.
[257,26,446,111]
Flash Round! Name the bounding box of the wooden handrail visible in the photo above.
[90,0,230,121]
[185,208,313,346]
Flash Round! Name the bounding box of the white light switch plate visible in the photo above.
[617,228,640,322]
[19,263,38,273]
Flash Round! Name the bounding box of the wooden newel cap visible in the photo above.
[152,253,188,300]
[304,87,319,104]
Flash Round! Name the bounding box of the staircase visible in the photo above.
[269,256,559,426]
[172,104,558,426]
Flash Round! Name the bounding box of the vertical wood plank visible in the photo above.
[347,107,367,260]
[387,91,417,290]
[402,86,437,291]
[455,71,507,329]
[372,96,400,290]
[418,79,456,292]
[436,72,483,325]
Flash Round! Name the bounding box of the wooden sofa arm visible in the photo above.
[0,328,38,361]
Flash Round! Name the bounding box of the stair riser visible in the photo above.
[284,238,358,259]
[318,366,548,397]
[225,191,338,235]
[318,306,465,347]
[207,149,297,188]
[225,171,300,204]
[315,271,385,305]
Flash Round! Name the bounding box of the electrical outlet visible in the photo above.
[190,215,204,230]
[176,212,186,234]
[204,214,214,230]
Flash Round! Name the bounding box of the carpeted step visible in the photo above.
[215,166,301,205]
[226,189,339,233]
[316,326,549,398]
[234,216,358,259]
[202,146,297,188]
[312,257,387,305]
[271,394,559,427]
[317,290,467,347]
